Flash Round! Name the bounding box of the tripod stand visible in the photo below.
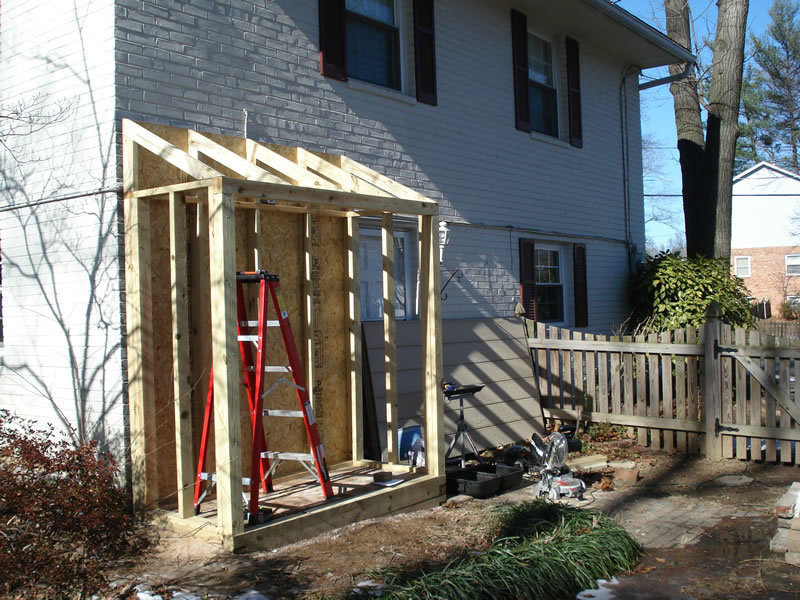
[444,384,484,468]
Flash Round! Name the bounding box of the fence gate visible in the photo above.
[525,303,800,463]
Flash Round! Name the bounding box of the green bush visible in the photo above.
[629,251,754,332]
[0,410,140,599]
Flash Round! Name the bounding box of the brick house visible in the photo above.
[731,162,800,316]
[0,1,692,472]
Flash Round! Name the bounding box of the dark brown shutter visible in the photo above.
[566,37,582,148]
[318,0,347,81]
[573,243,588,327]
[519,239,536,320]
[511,10,530,132]
[413,0,437,105]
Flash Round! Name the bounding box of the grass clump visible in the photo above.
[378,499,642,600]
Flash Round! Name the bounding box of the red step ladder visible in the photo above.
[193,271,334,523]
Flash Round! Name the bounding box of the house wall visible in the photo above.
[114,0,646,332]
[732,165,800,249]
[731,246,800,312]
[0,1,125,456]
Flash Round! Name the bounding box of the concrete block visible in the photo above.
[776,481,800,518]
[786,551,800,567]
[770,527,788,553]
[615,468,640,483]
[791,517,800,531]
[778,517,792,529]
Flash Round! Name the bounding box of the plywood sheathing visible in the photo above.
[122,119,443,550]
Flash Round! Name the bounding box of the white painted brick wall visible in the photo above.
[0,0,125,456]
[115,0,646,330]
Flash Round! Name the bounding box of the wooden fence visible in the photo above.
[757,319,800,341]
[526,307,800,463]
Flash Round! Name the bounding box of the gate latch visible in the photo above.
[714,340,738,359]
[715,417,739,437]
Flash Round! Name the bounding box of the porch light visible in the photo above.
[438,220,450,263]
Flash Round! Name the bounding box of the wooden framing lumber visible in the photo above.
[124,195,159,513]
[347,217,364,463]
[543,408,704,433]
[169,192,195,518]
[248,140,331,188]
[208,182,244,547]
[123,120,222,182]
[382,214,399,463]
[187,130,284,184]
[339,155,428,202]
[528,337,703,356]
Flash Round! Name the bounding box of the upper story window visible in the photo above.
[319,0,437,105]
[734,256,751,278]
[346,0,401,90]
[511,10,582,147]
[787,254,800,276]
[527,33,558,138]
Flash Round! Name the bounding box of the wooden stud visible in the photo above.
[187,130,284,184]
[208,181,244,547]
[382,214,399,463]
[169,191,195,518]
[123,195,159,513]
[303,214,316,410]
[247,140,331,188]
[346,217,364,463]
[419,215,444,477]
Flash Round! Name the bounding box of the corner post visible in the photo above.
[419,215,444,477]
[703,301,723,460]
[382,214,399,463]
[208,181,244,547]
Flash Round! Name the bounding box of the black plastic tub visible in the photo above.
[474,463,524,492]
[446,468,502,497]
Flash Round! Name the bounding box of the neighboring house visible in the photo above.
[0,1,692,466]
[730,162,800,316]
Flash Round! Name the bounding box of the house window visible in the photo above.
[519,239,588,326]
[359,226,417,321]
[787,255,800,276]
[734,256,751,278]
[527,33,558,138]
[318,0,438,105]
[346,0,401,90]
[510,10,582,146]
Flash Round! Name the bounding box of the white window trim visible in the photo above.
[534,242,571,327]
[787,254,800,277]
[734,255,751,278]
[526,29,562,141]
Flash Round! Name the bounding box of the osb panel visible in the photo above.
[137,124,189,189]
[149,200,178,502]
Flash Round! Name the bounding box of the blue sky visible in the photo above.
[613,0,774,250]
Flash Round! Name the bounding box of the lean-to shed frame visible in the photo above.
[121,119,445,551]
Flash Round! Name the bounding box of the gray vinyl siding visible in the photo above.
[0,0,125,455]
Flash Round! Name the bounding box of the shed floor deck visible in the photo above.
[161,464,421,525]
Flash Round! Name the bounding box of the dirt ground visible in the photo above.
[107,444,800,600]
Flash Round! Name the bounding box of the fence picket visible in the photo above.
[780,351,791,463]
[675,328,687,452]
[536,321,549,411]
[550,326,562,410]
[660,331,674,452]
[749,329,763,462]
[597,333,609,415]
[623,336,634,438]
[648,332,661,450]
[687,326,699,454]
[734,328,748,459]
[765,334,777,462]
[610,336,622,418]
[636,334,648,446]
[721,324,734,459]
[561,328,573,410]
[585,333,596,419]
[574,331,585,418]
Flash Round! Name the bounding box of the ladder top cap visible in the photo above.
[237,270,280,282]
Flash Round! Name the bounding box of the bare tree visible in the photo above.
[665,0,750,259]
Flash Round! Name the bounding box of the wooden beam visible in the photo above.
[123,195,159,513]
[382,214,399,463]
[169,191,195,518]
[735,355,800,424]
[123,134,139,194]
[122,119,223,181]
[419,215,444,477]
[303,215,316,410]
[528,337,704,356]
[543,407,704,433]
[208,181,244,547]
[347,217,364,463]
[339,155,428,202]
[296,148,385,197]
[247,140,332,188]
[187,130,285,184]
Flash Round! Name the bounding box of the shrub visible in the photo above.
[780,300,800,321]
[629,251,754,332]
[0,409,138,599]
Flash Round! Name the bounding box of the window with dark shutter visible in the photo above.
[413,0,437,105]
[318,0,348,81]
[572,243,588,327]
[511,10,530,132]
[566,37,582,148]
[519,239,536,320]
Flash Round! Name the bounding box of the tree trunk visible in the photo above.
[664,0,749,259]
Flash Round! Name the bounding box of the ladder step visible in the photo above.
[264,409,304,418]
[261,451,314,462]
[239,320,281,328]
[200,472,252,485]
[246,366,291,373]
